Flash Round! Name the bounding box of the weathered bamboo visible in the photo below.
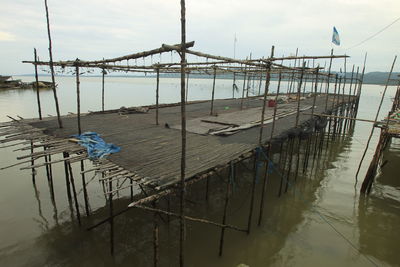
[288,48,299,95]
[356,56,397,185]
[258,46,274,145]
[153,201,159,267]
[81,160,90,216]
[109,178,114,255]
[156,68,160,125]
[75,63,82,134]
[210,67,217,115]
[257,71,282,225]
[44,0,63,128]
[185,71,189,103]
[67,161,81,225]
[240,67,247,110]
[33,48,42,120]
[258,72,263,96]
[179,1,187,266]
[133,204,247,232]
[218,163,232,256]
[295,62,306,127]
[324,49,334,111]
[101,68,106,111]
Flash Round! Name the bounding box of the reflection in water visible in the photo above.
[0,78,399,267]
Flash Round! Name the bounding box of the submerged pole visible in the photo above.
[33,48,42,120]
[44,0,63,128]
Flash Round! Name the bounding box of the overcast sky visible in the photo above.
[1,0,399,75]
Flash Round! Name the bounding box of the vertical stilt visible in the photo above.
[210,67,217,115]
[179,1,187,265]
[109,179,114,255]
[101,68,106,111]
[33,48,42,120]
[240,69,247,110]
[63,152,72,200]
[68,162,81,225]
[218,163,233,256]
[44,0,63,128]
[153,201,159,267]
[185,71,189,103]
[130,178,134,202]
[156,68,160,125]
[81,160,90,216]
[247,149,259,234]
[75,63,82,134]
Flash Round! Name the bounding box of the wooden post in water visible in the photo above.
[156,68,160,125]
[210,66,217,115]
[62,152,72,201]
[179,1,187,265]
[67,162,81,225]
[218,163,233,256]
[356,56,397,185]
[324,49,334,111]
[109,180,114,255]
[33,48,42,120]
[153,201,159,267]
[258,70,282,226]
[81,160,90,216]
[44,0,63,128]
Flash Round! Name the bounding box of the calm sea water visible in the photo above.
[0,76,398,267]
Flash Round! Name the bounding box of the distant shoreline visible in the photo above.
[11,72,399,86]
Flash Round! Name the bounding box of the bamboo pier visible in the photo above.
[0,0,381,266]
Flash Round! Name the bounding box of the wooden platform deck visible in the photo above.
[28,95,351,190]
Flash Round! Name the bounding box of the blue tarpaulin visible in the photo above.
[72,132,121,160]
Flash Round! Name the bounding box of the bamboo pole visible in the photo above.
[153,201,159,267]
[240,67,247,110]
[33,48,42,120]
[109,178,114,255]
[295,62,306,127]
[81,160,90,216]
[44,0,63,128]
[179,1,187,266]
[185,71,189,103]
[68,162,81,225]
[210,67,217,115]
[101,68,105,112]
[324,49,334,111]
[257,70,282,226]
[356,56,397,185]
[156,68,160,125]
[75,62,81,134]
[258,46,274,145]
[218,163,232,256]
